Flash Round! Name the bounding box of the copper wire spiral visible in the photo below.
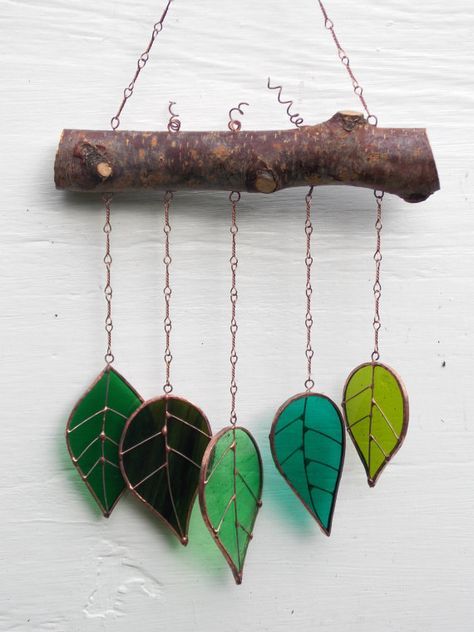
[267,78,304,128]
[228,102,249,132]
[167,101,181,132]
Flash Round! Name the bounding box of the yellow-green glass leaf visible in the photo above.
[269,393,345,535]
[66,366,142,516]
[199,426,263,584]
[342,362,409,486]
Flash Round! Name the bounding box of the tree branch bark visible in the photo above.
[54,112,439,203]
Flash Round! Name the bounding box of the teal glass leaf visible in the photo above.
[120,395,212,545]
[66,366,142,517]
[269,392,345,535]
[199,426,263,584]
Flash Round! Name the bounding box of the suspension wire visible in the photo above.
[162,192,174,393]
[315,0,378,126]
[103,194,114,366]
[304,187,315,390]
[226,101,247,425]
[100,0,173,365]
[110,0,174,131]
[316,0,385,359]
[161,99,181,393]
[371,191,384,362]
[229,192,240,425]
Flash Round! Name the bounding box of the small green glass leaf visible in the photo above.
[270,392,345,535]
[66,366,143,517]
[342,362,409,487]
[120,396,212,545]
[199,426,263,584]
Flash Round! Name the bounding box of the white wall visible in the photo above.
[2,1,473,630]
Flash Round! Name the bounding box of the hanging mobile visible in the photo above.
[119,183,212,545]
[199,102,263,585]
[342,192,409,486]
[268,157,345,534]
[66,194,143,517]
[57,0,438,580]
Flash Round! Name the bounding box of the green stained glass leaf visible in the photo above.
[270,392,345,535]
[66,366,143,517]
[119,396,212,545]
[342,362,409,487]
[199,426,263,585]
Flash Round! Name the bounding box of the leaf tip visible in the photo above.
[180,535,189,546]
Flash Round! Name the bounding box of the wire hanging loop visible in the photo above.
[316,0,378,126]
[167,101,181,132]
[267,78,304,128]
[371,190,384,362]
[228,102,249,132]
[163,190,174,394]
[229,191,240,426]
[102,193,115,366]
[110,0,174,131]
[304,186,315,391]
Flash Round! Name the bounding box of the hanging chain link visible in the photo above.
[161,97,181,393]
[229,191,240,426]
[163,191,174,394]
[102,193,115,365]
[372,191,384,362]
[110,0,173,131]
[304,187,315,391]
[316,0,378,126]
[226,102,247,425]
[100,1,173,365]
[317,0,385,360]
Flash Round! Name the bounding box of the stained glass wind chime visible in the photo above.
[57,0,439,583]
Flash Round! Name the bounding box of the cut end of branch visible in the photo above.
[97,162,113,179]
[336,110,365,132]
[255,170,277,193]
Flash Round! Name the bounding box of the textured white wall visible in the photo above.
[2,0,473,630]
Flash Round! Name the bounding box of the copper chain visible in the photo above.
[101,0,173,365]
[162,103,180,393]
[102,193,114,366]
[110,0,173,131]
[304,187,315,391]
[227,102,247,425]
[317,0,385,360]
[316,0,378,126]
[372,191,384,362]
[162,191,173,393]
[229,192,240,426]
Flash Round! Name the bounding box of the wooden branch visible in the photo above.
[54,112,439,203]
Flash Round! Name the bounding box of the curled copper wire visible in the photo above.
[167,101,181,133]
[228,102,249,132]
[267,78,304,128]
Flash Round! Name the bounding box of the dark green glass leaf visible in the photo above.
[120,396,212,545]
[199,426,263,584]
[342,362,409,486]
[270,392,345,535]
[66,366,142,517]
